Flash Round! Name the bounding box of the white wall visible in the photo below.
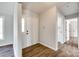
[0,14,13,46]
[39,6,58,51]
[22,9,39,48]
[0,4,14,46]
[69,19,77,37]
[57,11,65,44]
[77,3,79,48]
[31,12,39,45]
[13,3,22,57]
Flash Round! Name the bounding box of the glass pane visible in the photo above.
[0,17,3,39]
[22,17,25,32]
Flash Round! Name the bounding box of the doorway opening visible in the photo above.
[57,17,79,57]
[65,18,78,48]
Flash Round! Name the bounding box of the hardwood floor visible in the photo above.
[0,44,14,57]
[22,37,79,57]
[22,43,61,57]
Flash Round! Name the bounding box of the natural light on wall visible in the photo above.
[22,17,25,32]
[0,17,3,40]
[66,18,77,41]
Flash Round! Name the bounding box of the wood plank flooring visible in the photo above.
[22,37,79,57]
[0,44,14,57]
[22,43,61,57]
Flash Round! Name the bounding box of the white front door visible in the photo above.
[26,17,32,47]
[22,15,33,48]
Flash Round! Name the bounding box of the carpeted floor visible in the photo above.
[0,44,14,57]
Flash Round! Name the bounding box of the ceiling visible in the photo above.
[22,2,58,13]
[58,2,78,16]
[22,2,79,16]
[0,2,78,16]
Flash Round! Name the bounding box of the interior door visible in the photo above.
[26,17,32,47]
[22,15,33,48]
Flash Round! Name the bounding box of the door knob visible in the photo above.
[26,33,29,35]
[26,30,29,34]
[27,30,28,32]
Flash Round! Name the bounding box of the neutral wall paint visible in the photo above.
[22,9,39,48]
[31,12,39,45]
[0,2,15,16]
[13,3,22,57]
[78,3,79,48]
[39,6,58,51]
[0,13,13,46]
[69,19,77,37]
[0,3,14,46]
[57,11,65,44]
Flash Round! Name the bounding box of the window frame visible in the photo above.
[0,16,4,40]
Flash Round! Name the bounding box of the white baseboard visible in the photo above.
[39,42,58,51]
[0,42,13,46]
[22,42,39,49]
[22,42,58,51]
